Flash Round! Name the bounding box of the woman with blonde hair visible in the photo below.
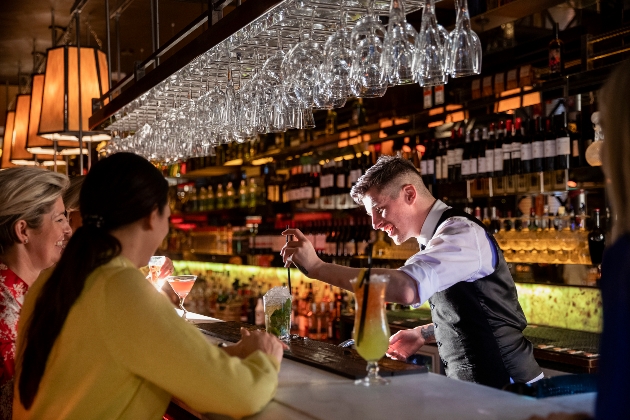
[0,167,70,419]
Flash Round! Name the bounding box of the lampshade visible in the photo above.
[39,45,111,142]
[27,74,86,155]
[10,94,37,165]
[1,111,16,169]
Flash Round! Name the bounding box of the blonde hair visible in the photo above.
[0,167,69,253]
[600,59,630,242]
[63,176,85,213]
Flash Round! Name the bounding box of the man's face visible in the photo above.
[362,185,415,245]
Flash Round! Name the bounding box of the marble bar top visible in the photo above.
[177,311,597,420]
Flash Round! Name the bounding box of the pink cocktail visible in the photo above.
[167,275,197,318]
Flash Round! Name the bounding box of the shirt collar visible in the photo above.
[418,199,450,246]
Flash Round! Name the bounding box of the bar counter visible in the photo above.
[175,312,596,420]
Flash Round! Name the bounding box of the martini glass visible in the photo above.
[167,275,197,318]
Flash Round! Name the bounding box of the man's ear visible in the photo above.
[402,184,417,204]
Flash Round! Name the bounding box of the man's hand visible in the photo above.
[387,324,435,361]
[281,228,322,277]
[221,328,288,366]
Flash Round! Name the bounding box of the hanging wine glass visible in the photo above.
[350,0,388,98]
[263,30,289,132]
[382,0,416,86]
[412,0,448,86]
[321,5,352,107]
[448,0,482,77]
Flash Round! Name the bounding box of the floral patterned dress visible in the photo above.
[0,262,28,419]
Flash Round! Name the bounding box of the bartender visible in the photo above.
[281,155,542,388]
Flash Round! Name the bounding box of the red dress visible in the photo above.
[0,262,28,385]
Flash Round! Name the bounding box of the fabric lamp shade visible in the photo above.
[1,111,16,169]
[39,45,111,142]
[26,73,82,155]
[10,94,37,165]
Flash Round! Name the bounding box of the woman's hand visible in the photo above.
[222,328,287,366]
[158,257,174,279]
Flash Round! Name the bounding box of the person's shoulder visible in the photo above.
[438,215,484,235]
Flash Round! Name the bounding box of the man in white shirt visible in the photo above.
[282,155,542,388]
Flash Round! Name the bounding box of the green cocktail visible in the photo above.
[263,287,292,339]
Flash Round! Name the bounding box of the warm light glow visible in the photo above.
[379,120,393,128]
[567,180,578,188]
[394,118,409,125]
[445,104,463,111]
[429,107,445,116]
[224,158,243,166]
[522,91,542,107]
[1,111,16,168]
[379,130,387,138]
[348,136,361,145]
[402,145,412,153]
[446,111,466,123]
[362,134,371,142]
[428,120,445,128]
[416,144,426,154]
[338,140,349,147]
[11,95,34,163]
[251,156,274,166]
[39,46,111,141]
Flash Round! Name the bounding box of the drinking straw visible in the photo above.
[286,225,292,291]
[357,243,373,345]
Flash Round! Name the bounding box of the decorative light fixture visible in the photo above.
[10,94,37,166]
[26,73,86,155]
[0,111,16,169]
[39,45,110,142]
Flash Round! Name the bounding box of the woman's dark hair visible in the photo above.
[18,153,169,409]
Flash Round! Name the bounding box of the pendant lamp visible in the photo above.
[0,111,16,169]
[26,73,86,155]
[38,45,110,142]
[10,94,37,165]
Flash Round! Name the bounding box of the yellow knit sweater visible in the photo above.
[13,256,279,419]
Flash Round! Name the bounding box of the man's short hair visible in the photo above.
[350,155,427,204]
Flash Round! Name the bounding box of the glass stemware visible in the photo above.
[351,273,391,386]
[412,0,448,86]
[448,0,482,77]
[350,0,388,98]
[382,0,416,86]
[167,275,198,318]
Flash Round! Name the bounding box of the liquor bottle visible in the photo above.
[461,130,472,180]
[555,112,571,170]
[548,22,564,78]
[325,109,338,135]
[441,137,449,183]
[572,111,589,168]
[520,119,533,174]
[420,139,433,185]
[447,131,456,182]
[502,119,513,176]
[493,122,504,177]
[543,118,556,172]
[435,139,443,183]
[532,116,545,172]
[239,179,248,208]
[216,184,225,210]
[350,98,367,128]
[588,208,605,266]
[479,127,490,178]
[206,185,215,211]
[512,118,523,175]
[469,129,479,179]
[454,128,464,181]
[335,160,348,209]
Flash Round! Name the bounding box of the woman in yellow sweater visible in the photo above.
[13,153,284,419]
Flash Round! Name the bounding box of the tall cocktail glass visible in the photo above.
[263,286,292,340]
[351,274,390,386]
[167,275,197,318]
[148,256,166,290]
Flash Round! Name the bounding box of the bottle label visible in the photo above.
[427,159,435,175]
[502,144,511,160]
[485,150,494,172]
[441,158,448,179]
[544,140,556,158]
[455,149,464,164]
[420,160,427,175]
[572,139,580,158]
[435,156,442,179]
[556,136,570,156]
[549,48,562,73]
[470,158,478,175]
[532,141,544,159]
[336,174,346,189]
[478,156,487,174]
[321,174,334,189]
[512,142,522,159]
[461,160,470,176]
[494,151,503,171]
[447,150,455,166]
[521,143,532,161]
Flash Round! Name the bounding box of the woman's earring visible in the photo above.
[24,238,28,244]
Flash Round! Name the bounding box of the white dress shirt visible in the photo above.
[399,200,499,307]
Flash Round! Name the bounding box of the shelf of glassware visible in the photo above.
[495,217,593,265]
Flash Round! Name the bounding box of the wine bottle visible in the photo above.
[435,139,443,183]
[555,113,571,170]
[520,119,533,174]
[493,121,505,177]
[548,22,564,78]
[532,116,545,172]
[447,131,456,182]
[502,119,513,176]
[544,118,556,172]
[454,128,464,181]
[470,129,479,179]
[461,130,472,180]
[512,118,523,175]
[480,127,490,177]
